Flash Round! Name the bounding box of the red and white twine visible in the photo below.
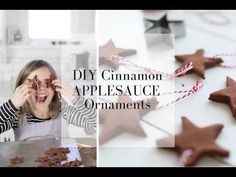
[156,80,203,110]
[110,55,193,79]
[195,11,231,26]
[111,52,236,78]
[108,55,203,109]
[99,80,202,110]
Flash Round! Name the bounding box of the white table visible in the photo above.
[98,10,236,167]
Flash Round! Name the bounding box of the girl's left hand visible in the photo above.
[51,80,78,104]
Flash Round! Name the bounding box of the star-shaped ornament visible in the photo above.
[157,117,229,166]
[99,93,158,145]
[144,14,186,38]
[27,75,40,91]
[209,76,236,119]
[175,49,223,79]
[99,39,137,70]
[27,74,55,91]
[45,74,55,90]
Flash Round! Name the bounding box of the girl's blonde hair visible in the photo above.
[15,60,61,119]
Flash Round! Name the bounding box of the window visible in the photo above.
[28,10,71,39]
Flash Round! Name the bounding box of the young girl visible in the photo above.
[0,60,96,141]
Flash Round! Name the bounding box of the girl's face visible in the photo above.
[27,67,55,112]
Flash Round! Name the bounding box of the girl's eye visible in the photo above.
[46,81,50,88]
[36,81,41,86]
[32,83,37,90]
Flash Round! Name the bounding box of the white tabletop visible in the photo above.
[98,10,236,167]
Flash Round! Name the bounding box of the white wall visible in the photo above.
[71,10,95,33]
[0,10,96,82]
[0,10,5,40]
[5,10,95,45]
[0,10,6,62]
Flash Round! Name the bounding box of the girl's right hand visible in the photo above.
[10,81,33,109]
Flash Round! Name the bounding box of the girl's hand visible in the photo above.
[11,81,33,109]
[51,80,78,104]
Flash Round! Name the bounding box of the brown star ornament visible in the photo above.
[175,49,223,79]
[27,74,55,91]
[45,74,55,90]
[99,39,137,70]
[209,76,236,119]
[27,75,40,90]
[156,117,229,166]
[99,93,158,144]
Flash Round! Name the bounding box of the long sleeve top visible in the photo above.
[0,96,96,135]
